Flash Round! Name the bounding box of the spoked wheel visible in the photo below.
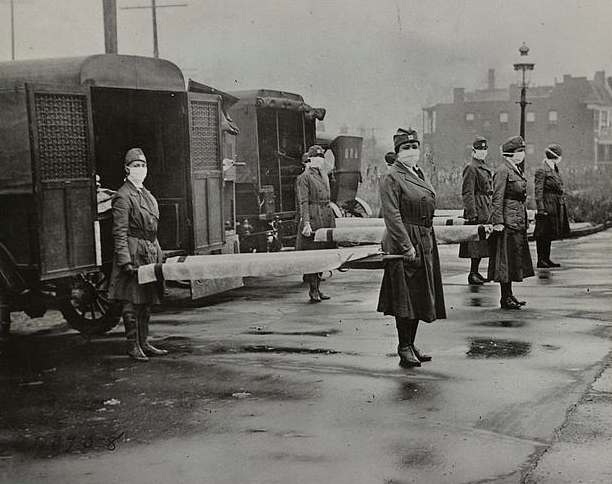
[60,269,121,336]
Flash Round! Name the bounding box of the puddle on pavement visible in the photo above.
[466,338,531,358]
[477,320,526,328]
[240,345,340,355]
[537,270,553,285]
[243,329,340,337]
[465,285,493,307]
[397,381,427,401]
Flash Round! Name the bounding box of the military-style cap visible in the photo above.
[307,145,325,158]
[472,136,488,149]
[501,135,525,154]
[545,143,562,158]
[124,147,146,165]
[384,151,397,166]
[393,128,419,153]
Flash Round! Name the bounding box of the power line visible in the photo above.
[120,0,187,58]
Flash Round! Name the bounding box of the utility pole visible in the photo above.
[102,0,118,54]
[121,0,187,58]
[10,0,15,60]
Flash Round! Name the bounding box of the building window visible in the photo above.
[483,120,491,131]
[465,112,474,125]
[548,110,558,125]
[499,111,508,124]
[601,110,609,130]
[526,112,535,123]
[527,143,535,155]
[424,110,436,134]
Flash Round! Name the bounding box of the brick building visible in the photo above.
[422,70,612,170]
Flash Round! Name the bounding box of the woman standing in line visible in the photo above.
[108,148,168,361]
[534,143,570,267]
[295,144,336,302]
[487,136,534,310]
[378,128,446,368]
[460,135,493,285]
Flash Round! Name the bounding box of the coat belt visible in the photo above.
[128,227,157,242]
[504,193,527,202]
[402,218,433,228]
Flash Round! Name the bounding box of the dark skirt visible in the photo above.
[487,228,534,283]
[458,240,490,259]
[377,232,446,322]
[109,265,161,305]
[534,204,570,240]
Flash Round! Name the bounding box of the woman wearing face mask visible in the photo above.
[487,136,534,310]
[108,148,167,361]
[460,136,493,285]
[296,144,336,302]
[377,128,446,368]
[534,143,570,268]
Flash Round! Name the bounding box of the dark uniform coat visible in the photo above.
[377,163,446,322]
[108,180,164,305]
[487,159,534,283]
[533,161,570,240]
[295,167,336,251]
[459,158,493,258]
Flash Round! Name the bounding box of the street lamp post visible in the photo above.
[513,43,534,140]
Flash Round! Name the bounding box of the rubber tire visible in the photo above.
[60,269,121,336]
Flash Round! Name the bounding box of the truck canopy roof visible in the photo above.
[0,54,185,91]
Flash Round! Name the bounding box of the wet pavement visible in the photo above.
[1,230,611,483]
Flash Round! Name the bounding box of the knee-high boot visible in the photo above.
[137,305,168,357]
[545,239,560,266]
[123,303,148,361]
[396,317,420,367]
[409,320,431,362]
[306,274,321,303]
[316,273,330,300]
[536,238,548,266]
[500,282,520,309]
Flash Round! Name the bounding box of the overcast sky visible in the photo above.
[1,0,611,142]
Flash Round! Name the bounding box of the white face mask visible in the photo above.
[127,165,147,186]
[554,156,562,164]
[511,151,525,164]
[397,149,420,168]
[473,149,488,161]
[309,157,324,170]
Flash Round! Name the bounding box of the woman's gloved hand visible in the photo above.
[301,221,313,237]
[492,224,505,232]
[123,262,135,275]
[403,246,417,262]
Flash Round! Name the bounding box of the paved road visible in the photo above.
[1,230,611,484]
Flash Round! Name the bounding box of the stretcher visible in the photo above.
[138,245,381,284]
[314,224,492,245]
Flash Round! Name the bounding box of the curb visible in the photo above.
[528,222,610,241]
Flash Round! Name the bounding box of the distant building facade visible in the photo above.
[422,70,612,169]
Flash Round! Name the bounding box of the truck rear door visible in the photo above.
[187,92,225,253]
[26,84,97,280]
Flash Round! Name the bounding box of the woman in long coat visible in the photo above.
[460,135,493,284]
[487,136,534,310]
[534,143,570,267]
[295,144,336,302]
[378,128,446,368]
[108,148,167,361]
